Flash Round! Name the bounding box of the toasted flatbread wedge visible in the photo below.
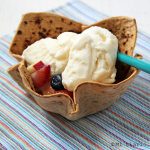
[8,13,139,120]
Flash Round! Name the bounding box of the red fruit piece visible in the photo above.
[31,65,51,88]
[33,61,45,70]
[41,84,55,95]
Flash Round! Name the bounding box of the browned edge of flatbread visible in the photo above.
[9,12,83,58]
[83,16,137,83]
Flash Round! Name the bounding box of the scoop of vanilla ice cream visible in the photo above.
[62,26,118,91]
[22,26,118,91]
[22,32,77,74]
[57,32,77,49]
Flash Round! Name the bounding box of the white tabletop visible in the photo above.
[0,0,150,35]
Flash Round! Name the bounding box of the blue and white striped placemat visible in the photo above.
[0,0,149,149]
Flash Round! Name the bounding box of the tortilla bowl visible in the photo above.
[8,13,139,120]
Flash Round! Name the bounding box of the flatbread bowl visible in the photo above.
[8,13,139,120]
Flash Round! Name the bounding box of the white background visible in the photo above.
[0,0,150,35]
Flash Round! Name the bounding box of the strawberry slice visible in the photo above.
[33,61,45,70]
[31,65,51,88]
[41,83,55,95]
[31,62,73,99]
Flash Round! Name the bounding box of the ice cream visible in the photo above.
[22,32,77,74]
[62,27,118,91]
[22,26,118,91]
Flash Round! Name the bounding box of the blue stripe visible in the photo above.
[0,117,40,150]
[0,88,71,149]
[0,81,87,149]
[72,0,106,20]
[0,134,19,150]
[68,2,96,22]
[0,90,63,148]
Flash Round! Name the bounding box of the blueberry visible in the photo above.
[51,74,64,90]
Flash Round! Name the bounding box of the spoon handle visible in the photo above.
[117,52,150,74]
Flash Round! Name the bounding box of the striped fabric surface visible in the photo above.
[0,0,150,150]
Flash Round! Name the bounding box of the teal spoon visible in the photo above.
[117,52,150,74]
